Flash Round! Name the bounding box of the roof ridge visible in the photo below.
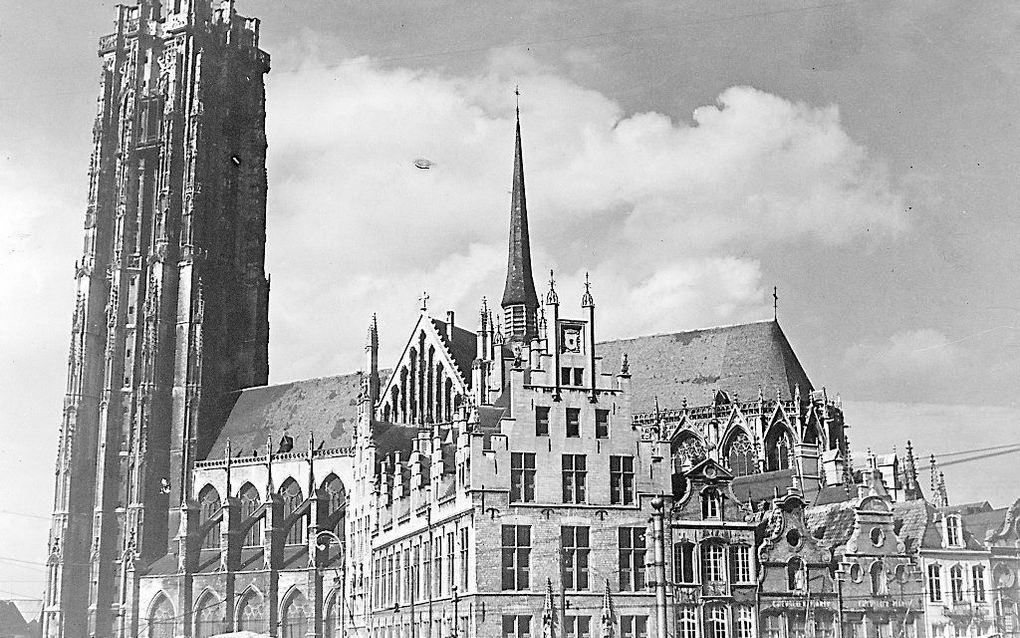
[234,371,364,394]
[596,318,777,344]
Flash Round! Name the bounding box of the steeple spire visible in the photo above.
[501,94,540,345]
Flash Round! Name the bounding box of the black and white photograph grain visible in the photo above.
[1,1,1018,637]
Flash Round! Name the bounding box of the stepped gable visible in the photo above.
[205,373,365,459]
[598,320,813,414]
[430,318,478,380]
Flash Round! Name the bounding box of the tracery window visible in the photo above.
[280,478,305,545]
[673,435,706,472]
[765,427,793,471]
[194,592,222,638]
[322,474,346,537]
[237,590,267,632]
[282,589,311,638]
[238,483,262,547]
[198,485,221,549]
[725,431,756,476]
[148,595,175,638]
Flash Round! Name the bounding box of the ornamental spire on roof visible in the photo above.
[501,88,540,344]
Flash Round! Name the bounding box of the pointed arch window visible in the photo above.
[282,589,311,638]
[765,427,793,471]
[239,483,262,547]
[148,594,175,638]
[198,485,221,549]
[236,589,267,633]
[324,590,343,638]
[725,432,756,476]
[280,478,305,545]
[194,592,223,638]
[322,474,346,537]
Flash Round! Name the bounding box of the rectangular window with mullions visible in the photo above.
[561,526,590,590]
[620,616,647,638]
[535,406,550,436]
[501,525,531,590]
[566,408,581,437]
[564,616,591,638]
[610,455,635,504]
[595,409,610,438]
[562,454,587,503]
[511,452,536,503]
[618,527,646,591]
[730,545,752,583]
[503,615,533,638]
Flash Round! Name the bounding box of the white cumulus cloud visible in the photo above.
[264,56,906,379]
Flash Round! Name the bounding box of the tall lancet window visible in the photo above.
[725,432,756,476]
[239,483,262,547]
[279,478,305,545]
[198,485,221,549]
[765,427,793,471]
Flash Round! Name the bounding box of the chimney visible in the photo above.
[446,310,456,342]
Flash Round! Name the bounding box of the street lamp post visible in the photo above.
[317,530,347,638]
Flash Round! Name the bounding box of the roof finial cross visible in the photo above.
[773,286,779,321]
[549,269,556,290]
[515,84,521,109]
[420,291,430,312]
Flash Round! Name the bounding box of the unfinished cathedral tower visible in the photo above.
[43,1,270,636]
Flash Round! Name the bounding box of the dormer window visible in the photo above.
[701,489,721,519]
[945,515,962,547]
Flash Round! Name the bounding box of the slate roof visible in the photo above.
[598,320,813,414]
[730,469,797,506]
[961,507,1007,544]
[430,318,478,381]
[0,600,29,636]
[205,373,363,460]
[806,500,858,548]
[501,111,540,314]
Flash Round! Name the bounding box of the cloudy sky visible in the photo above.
[1,0,1019,613]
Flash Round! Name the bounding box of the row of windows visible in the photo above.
[373,527,470,609]
[762,612,838,638]
[198,475,346,549]
[673,542,753,586]
[503,615,647,638]
[510,453,634,505]
[501,525,647,591]
[927,564,986,603]
[147,588,329,638]
[534,406,610,438]
[677,606,754,638]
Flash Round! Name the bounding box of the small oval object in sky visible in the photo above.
[413,158,434,170]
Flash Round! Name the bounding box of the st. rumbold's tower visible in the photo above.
[43,1,270,636]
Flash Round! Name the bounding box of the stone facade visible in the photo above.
[44,1,270,636]
[46,4,1020,638]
